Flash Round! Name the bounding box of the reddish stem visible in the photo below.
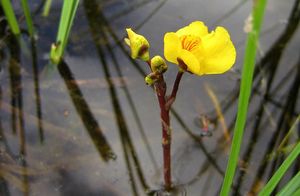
[154,71,184,190]
[154,75,172,190]
[150,63,184,190]
[170,71,184,99]
[166,71,184,110]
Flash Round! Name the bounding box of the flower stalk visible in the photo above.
[154,76,171,190]
[147,58,184,190]
[151,66,184,190]
[124,22,236,191]
[155,74,183,190]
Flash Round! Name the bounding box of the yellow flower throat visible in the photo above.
[180,35,201,51]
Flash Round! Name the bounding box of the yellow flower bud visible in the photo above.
[144,72,159,85]
[125,28,150,61]
[150,55,168,73]
[145,75,154,85]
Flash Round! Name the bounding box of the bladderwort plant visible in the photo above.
[125,21,236,191]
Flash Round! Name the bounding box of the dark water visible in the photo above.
[0,0,299,195]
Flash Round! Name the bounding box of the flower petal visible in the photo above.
[164,32,181,64]
[176,21,208,38]
[124,38,130,46]
[190,44,205,65]
[201,27,236,74]
[178,49,201,75]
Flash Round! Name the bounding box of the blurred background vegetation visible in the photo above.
[0,0,299,195]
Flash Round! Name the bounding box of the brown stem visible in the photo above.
[170,71,184,99]
[154,75,172,190]
[166,71,184,110]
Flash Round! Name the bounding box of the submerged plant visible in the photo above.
[125,21,236,191]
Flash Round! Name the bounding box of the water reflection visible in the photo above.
[0,0,299,195]
[83,1,150,193]
[30,39,44,143]
[199,1,300,194]
[58,60,115,161]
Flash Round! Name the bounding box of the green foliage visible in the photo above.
[277,171,300,196]
[1,0,20,35]
[1,0,34,37]
[50,0,80,64]
[259,116,300,196]
[42,0,53,17]
[220,0,268,195]
[259,140,300,195]
[21,0,35,37]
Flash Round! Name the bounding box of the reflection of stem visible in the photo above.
[1,89,18,195]
[208,0,300,122]
[236,1,300,192]
[97,22,159,169]
[249,57,300,195]
[30,39,44,143]
[109,0,154,21]
[135,0,168,30]
[20,160,29,196]
[83,0,149,192]
[212,0,248,26]
[9,58,17,135]
[119,133,139,196]
[171,109,225,175]
[7,36,29,195]
[58,60,114,162]
[7,36,26,156]
[234,43,283,194]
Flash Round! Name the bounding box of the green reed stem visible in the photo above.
[20,0,35,37]
[1,0,20,35]
[50,0,79,64]
[220,0,268,195]
[42,0,53,17]
[259,141,300,196]
[277,171,300,196]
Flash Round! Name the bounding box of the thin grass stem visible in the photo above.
[20,0,35,37]
[42,0,52,17]
[277,171,300,196]
[1,0,20,35]
[220,0,268,195]
[50,0,79,64]
[258,141,300,195]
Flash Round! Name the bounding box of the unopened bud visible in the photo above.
[150,56,168,73]
[144,72,159,85]
[125,28,150,61]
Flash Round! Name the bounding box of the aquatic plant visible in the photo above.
[50,0,79,64]
[1,0,34,37]
[125,21,236,190]
[0,0,78,62]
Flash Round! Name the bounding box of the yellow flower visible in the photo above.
[164,21,236,75]
[125,28,150,61]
